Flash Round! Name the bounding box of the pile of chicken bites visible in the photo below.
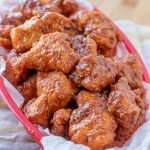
[1,0,146,150]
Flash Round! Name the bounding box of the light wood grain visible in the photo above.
[89,0,150,25]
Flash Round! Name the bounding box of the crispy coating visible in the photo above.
[17,75,37,101]
[69,55,118,92]
[71,35,97,58]
[1,12,26,26]
[14,32,79,74]
[61,0,79,16]
[74,11,117,57]
[0,25,14,39]
[2,49,25,85]
[108,77,145,147]
[0,38,12,49]
[116,54,143,89]
[24,71,76,128]
[51,0,79,16]
[21,0,61,19]
[24,94,50,127]
[69,90,117,150]
[21,0,42,19]
[11,12,78,52]
[0,25,14,48]
[39,0,51,5]
[50,108,72,139]
[108,77,141,128]
[134,87,146,110]
[37,71,77,114]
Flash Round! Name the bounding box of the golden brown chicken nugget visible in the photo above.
[11,12,78,52]
[17,75,37,101]
[74,11,118,57]
[37,71,77,113]
[24,94,50,127]
[21,0,62,19]
[116,54,143,89]
[0,25,14,48]
[0,38,12,49]
[69,90,117,150]
[14,32,79,74]
[107,77,145,147]
[51,0,79,16]
[1,12,26,26]
[0,25,14,39]
[2,49,26,85]
[71,35,97,58]
[69,55,118,92]
[50,108,72,139]
[108,77,141,128]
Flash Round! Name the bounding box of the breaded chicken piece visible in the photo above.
[14,32,79,74]
[134,87,146,110]
[21,0,62,19]
[24,71,76,127]
[69,90,117,150]
[24,94,50,127]
[39,0,51,5]
[50,108,72,139]
[71,35,97,58]
[74,11,117,57]
[108,77,141,128]
[51,0,79,16]
[0,38,12,49]
[2,49,27,85]
[17,75,37,101]
[1,12,26,26]
[0,25,14,48]
[37,71,77,113]
[108,77,145,147]
[11,12,78,52]
[115,54,143,89]
[69,55,118,92]
[0,25,14,39]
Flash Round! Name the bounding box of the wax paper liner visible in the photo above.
[0,0,150,150]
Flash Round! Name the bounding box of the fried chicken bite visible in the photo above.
[134,87,146,110]
[17,75,37,101]
[51,0,79,16]
[74,11,118,57]
[14,32,79,74]
[0,38,12,49]
[69,90,117,150]
[1,12,26,26]
[115,54,143,89]
[69,55,118,92]
[50,108,72,139]
[24,71,76,127]
[107,77,145,147]
[39,0,51,5]
[71,35,97,58]
[11,12,78,52]
[21,0,61,19]
[108,77,141,128]
[0,25,14,49]
[37,71,77,113]
[24,94,50,127]
[2,49,27,85]
[0,25,14,39]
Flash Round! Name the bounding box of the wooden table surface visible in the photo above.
[89,0,150,26]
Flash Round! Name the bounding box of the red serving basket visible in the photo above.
[0,0,150,149]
